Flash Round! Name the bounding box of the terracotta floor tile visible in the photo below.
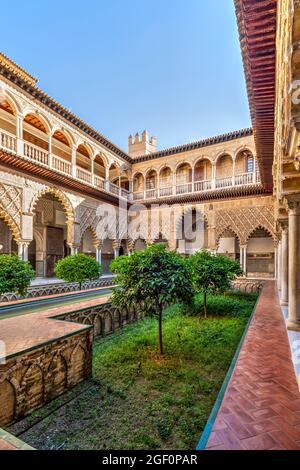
[242,433,279,451]
[204,282,300,451]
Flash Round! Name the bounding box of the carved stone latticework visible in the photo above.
[215,205,276,246]
[0,182,22,239]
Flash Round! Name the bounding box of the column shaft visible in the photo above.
[281,226,289,305]
[288,207,300,329]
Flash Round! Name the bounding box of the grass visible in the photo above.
[14,291,257,450]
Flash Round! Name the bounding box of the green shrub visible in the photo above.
[187,251,243,317]
[55,253,101,289]
[110,243,194,355]
[0,254,35,295]
[193,292,257,317]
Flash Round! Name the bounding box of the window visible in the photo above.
[246,156,254,173]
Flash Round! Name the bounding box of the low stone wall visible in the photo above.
[0,276,115,302]
[231,278,264,293]
[0,328,93,427]
[0,298,139,429]
[55,301,139,338]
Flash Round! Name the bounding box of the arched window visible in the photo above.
[133,173,145,200]
[216,154,233,188]
[0,98,17,153]
[52,130,72,176]
[176,163,192,194]
[23,113,49,165]
[146,170,157,192]
[76,144,92,184]
[246,227,275,278]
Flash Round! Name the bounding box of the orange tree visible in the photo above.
[55,253,101,290]
[187,250,243,318]
[110,243,194,355]
[0,254,35,295]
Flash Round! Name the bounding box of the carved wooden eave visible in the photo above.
[275,1,300,201]
[132,129,253,162]
[0,52,131,164]
[140,184,270,207]
[0,149,124,207]
[0,52,37,86]
[235,0,277,192]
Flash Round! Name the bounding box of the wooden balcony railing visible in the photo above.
[94,175,105,190]
[52,155,72,176]
[215,176,232,188]
[176,182,193,195]
[24,142,49,166]
[235,172,253,186]
[0,130,16,153]
[76,167,93,184]
[0,126,262,202]
[194,180,212,191]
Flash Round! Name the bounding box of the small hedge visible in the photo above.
[192,291,258,318]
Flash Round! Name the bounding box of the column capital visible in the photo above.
[284,195,300,214]
[278,218,289,232]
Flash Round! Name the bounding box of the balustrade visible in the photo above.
[24,142,49,166]
[0,124,262,201]
[0,130,16,153]
[52,155,72,176]
[76,167,92,184]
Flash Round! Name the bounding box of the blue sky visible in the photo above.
[1,0,250,151]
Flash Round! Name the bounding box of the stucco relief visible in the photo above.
[215,205,276,246]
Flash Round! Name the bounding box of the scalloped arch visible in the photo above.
[216,227,241,248]
[246,225,276,243]
[29,188,75,244]
[0,204,21,241]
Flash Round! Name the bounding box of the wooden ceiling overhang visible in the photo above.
[138,184,269,208]
[0,149,123,207]
[235,0,277,192]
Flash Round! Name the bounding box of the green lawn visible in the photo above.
[15,292,257,450]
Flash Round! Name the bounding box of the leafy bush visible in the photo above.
[193,291,257,318]
[55,253,101,289]
[187,250,243,317]
[0,254,35,295]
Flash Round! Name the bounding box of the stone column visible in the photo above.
[95,245,102,265]
[240,246,247,276]
[48,134,53,169]
[239,246,244,270]
[17,241,29,261]
[91,158,95,186]
[105,167,110,192]
[17,241,23,259]
[69,244,79,255]
[211,163,216,189]
[112,240,120,258]
[232,158,236,186]
[71,145,77,178]
[280,221,289,305]
[287,198,300,330]
[16,113,24,156]
[23,242,29,262]
[277,239,282,290]
[274,246,278,280]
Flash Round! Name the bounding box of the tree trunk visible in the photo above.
[158,305,164,355]
[204,291,207,318]
[79,281,82,291]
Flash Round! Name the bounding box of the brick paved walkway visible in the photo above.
[206,281,300,450]
[0,295,110,360]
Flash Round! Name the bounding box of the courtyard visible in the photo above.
[7,292,256,450]
[0,0,300,457]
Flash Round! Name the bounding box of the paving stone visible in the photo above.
[205,281,300,450]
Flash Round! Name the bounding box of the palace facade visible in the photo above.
[0,51,277,280]
[2,0,300,449]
